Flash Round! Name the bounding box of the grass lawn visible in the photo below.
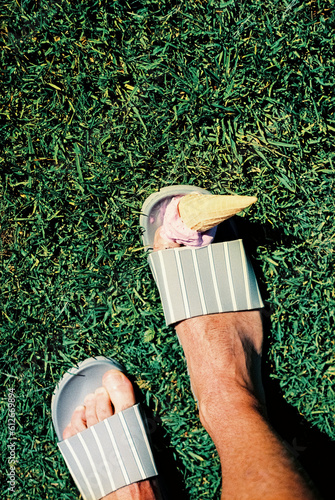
[1,0,334,498]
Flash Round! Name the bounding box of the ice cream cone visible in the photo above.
[178,193,257,232]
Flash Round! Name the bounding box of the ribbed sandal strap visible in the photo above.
[148,240,264,325]
[58,404,157,500]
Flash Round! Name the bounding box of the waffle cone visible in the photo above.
[178,193,257,232]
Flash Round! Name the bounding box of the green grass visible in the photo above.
[1,0,334,498]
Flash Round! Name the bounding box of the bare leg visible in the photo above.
[63,370,162,500]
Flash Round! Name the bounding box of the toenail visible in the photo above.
[84,393,95,403]
[104,370,126,387]
[95,387,106,395]
[74,405,85,412]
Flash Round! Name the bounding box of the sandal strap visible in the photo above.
[58,404,157,500]
[148,240,263,325]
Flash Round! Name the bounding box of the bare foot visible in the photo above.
[63,370,161,500]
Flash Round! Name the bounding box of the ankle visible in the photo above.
[198,381,264,435]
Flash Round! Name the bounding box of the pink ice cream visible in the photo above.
[159,196,217,247]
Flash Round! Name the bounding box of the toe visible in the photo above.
[95,387,113,421]
[63,405,87,440]
[63,423,75,440]
[84,393,99,427]
[102,369,136,414]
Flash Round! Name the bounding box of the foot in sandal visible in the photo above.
[52,358,161,500]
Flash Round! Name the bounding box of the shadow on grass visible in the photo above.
[131,380,190,500]
[263,367,335,500]
[231,216,335,500]
[262,315,335,500]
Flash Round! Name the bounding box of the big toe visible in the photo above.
[102,369,136,414]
